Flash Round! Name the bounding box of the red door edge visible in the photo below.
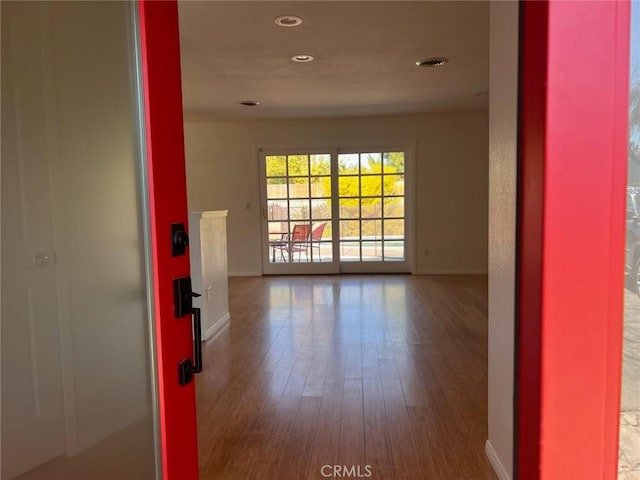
[138,1,199,479]
[517,1,630,479]
[516,1,547,477]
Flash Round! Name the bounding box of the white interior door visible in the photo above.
[1,3,66,477]
[1,2,161,479]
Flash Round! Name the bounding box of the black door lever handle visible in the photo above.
[189,306,202,374]
[178,291,203,386]
[178,307,202,385]
[173,276,204,386]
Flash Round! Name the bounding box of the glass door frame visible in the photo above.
[258,145,415,275]
[259,147,340,275]
[336,146,414,274]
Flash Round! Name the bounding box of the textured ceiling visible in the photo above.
[178,1,489,120]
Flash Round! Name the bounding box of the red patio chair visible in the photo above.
[272,224,311,262]
[309,222,328,261]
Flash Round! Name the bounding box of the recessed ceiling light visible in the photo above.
[416,57,448,68]
[239,101,260,107]
[292,54,314,63]
[275,15,302,27]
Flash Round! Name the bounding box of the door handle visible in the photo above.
[28,252,55,268]
[178,303,202,386]
[173,275,203,386]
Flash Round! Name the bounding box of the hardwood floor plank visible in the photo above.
[247,431,290,480]
[197,275,493,480]
[271,356,315,434]
[217,432,266,480]
[370,468,396,480]
[285,396,323,479]
[362,375,393,469]
[379,358,423,480]
[302,345,331,397]
[337,379,366,467]
[307,367,345,478]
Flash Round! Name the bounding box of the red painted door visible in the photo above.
[138,2,199,479]
[517,1,631,478]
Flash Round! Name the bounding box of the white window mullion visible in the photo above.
[330,149,340,268]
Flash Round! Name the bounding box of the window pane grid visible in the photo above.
[340,195,384,199]
[338,173,385,177]
[265,154,332,264]
[266,152,405,265]
[337,151,405,263]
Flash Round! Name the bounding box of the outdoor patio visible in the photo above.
[268,236,404,264]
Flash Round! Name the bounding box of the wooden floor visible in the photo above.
[197,275,495,480]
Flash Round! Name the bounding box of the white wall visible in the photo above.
[184,112,488,275]
[486,2,518,479]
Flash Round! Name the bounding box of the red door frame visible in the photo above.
[138,2,199,479]
[517,1,630,478]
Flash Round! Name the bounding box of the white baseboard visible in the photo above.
[228,271,261,277]
[485,440,511,480]
[415,269,489,275]
[204,312,230,341]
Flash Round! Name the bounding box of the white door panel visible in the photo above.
[3,2,164,478]
[1,3,66,478]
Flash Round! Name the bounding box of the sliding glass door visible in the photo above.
[337,150,407,272]
[259,147,412,275]
[260,150,339,274]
